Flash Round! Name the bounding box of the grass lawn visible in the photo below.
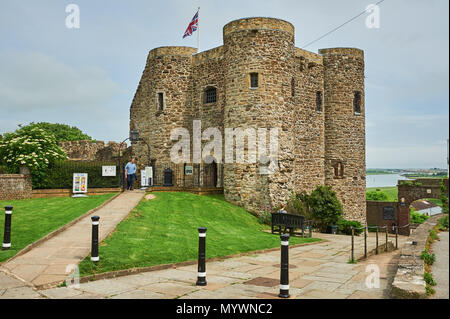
[367,186,398,202]
[78,192,321,276]
[0,193,116,262]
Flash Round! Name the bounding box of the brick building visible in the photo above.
[129,17,366,222]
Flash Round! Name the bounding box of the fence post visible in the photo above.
[395,226,398,250]
[376,226,379,255]
[2,206,13,250]
[196,227,207,286]
[279,233,290,298]
[385,227,388,252]
[364,226,367,259]
[309,221,312,238]
[91,216,100,262]
[351,227,355,263]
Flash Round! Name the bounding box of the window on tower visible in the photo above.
[250,73,259,88]
[291,78,295,97]
[334,161,344,178]
[354,91,362,114]
[316,91,323,112]
[157,92,164,111]
[204,87,217,104]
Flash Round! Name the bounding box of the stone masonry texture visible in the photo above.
[129,17,367,223]
[0,174,32,200]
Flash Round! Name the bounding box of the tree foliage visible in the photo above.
[0,127,67,188]
[4,122,92,143]
[366,190,389,201]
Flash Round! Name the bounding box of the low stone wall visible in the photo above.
[58,140,130,161]
[0,174,32,200]
[391,214,442,299]
[32,188,120,198]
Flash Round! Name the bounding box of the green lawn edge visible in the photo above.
[78,192,321,276]
[0,193,117,262]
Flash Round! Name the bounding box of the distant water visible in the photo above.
[366,174,411,188]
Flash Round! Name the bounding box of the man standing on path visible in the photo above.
[125,158,137,191]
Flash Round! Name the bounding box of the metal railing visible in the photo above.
[350,224,410,263]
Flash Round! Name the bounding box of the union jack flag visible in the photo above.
[183,11,199,39]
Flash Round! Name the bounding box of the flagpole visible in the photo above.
[197,7,200,53]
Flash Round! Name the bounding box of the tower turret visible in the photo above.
[223,17,296,212]
[320,48,366,222]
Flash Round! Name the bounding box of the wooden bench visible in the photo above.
[271,213,311,237]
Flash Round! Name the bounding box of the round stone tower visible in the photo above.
[319,48,366,222]
[130,46,197,170]
[222,17,297,212]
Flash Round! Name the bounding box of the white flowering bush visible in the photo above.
[0,128,67,188]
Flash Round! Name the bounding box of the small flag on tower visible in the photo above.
[183,10,199,39]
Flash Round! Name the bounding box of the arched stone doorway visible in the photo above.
[397,178,448,235]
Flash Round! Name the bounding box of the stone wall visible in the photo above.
[391,214,442,299]
[59,140,125,161]
[397,178,448,235]
[0,174,32,200]
[129,17,366,222]
[320,48,366,223]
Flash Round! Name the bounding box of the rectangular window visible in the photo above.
[316,91,322,112]
[158,93,164,111]
[353,91,362,114]
[205,87,217,103]
[250,73,258,88]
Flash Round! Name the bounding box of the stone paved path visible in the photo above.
[30,232,407,299]
[431,231,449,299]
[0,190,145,290]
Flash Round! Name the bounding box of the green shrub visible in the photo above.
[440,179,449,214]
[424,272,436,286]
[438,215,449,230]
[421,250,436,265]
[337,218,364,236]
[426,284,435,296]
[0,127,67,188]
[258,210,272,225]
[410,208,429,224]
[286,190,311,219]
[308,185,343,233]
[366,191,389,201]
[35,160,120,189]
[429,229,439,242]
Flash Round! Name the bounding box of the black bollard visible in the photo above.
[91,216,100,262]
[196,227,207,286]
[2,206,13,250]
[278,233,290,298]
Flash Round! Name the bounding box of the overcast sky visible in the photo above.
[0,0,448,169]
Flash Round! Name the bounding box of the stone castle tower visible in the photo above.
[130,17,366,222]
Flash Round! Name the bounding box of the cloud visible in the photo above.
[0,51,120,111]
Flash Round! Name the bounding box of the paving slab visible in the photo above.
[0,191,144,289]
[18,231,409,299]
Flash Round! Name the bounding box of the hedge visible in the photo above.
[35,160,120,189]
